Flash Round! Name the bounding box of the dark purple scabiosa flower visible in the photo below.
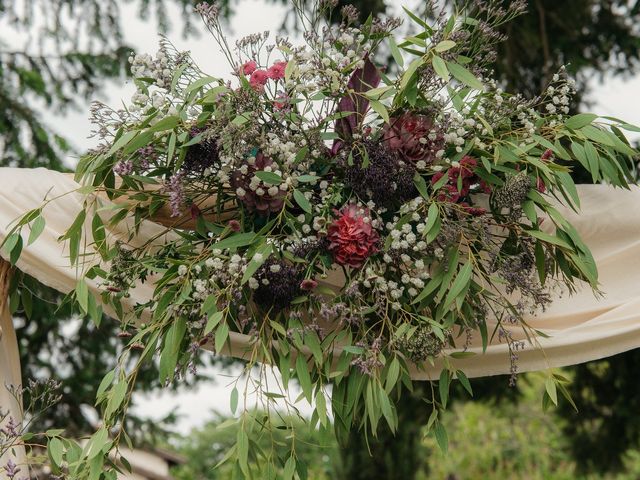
[253,259,302,312]
[231,152,286,215]
[290,237,328,260]
[182,126,220,175]
[343,139,417,208]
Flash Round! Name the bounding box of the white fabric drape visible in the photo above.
[1,167,640,415]
[0,261,26,479]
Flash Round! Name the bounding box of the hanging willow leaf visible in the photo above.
[565,113,598,130]
[446,61,483,90]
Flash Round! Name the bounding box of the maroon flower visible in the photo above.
[228,219,241,232]
[459,202,487,216]
[383,113,444,165]
[231,153,286,215]
[327,205,379,269]
[432,172,462,202]
[431,156,489,204]
[189,203,202,220]
[300,279,318,291]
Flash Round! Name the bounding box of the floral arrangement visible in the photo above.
[5,0,640,477]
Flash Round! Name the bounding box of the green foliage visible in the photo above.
[0,0,232,169]
[9,270,221,441]
[0,0,228,439]
[558,350,640,474]
[171,412,342,480]
[171,376,640,480]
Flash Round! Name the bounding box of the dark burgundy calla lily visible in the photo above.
[333,57,381,151]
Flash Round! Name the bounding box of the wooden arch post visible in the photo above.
[0,258,26,479]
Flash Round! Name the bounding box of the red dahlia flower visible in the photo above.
[383,113,444,165]
[327,205,379,269]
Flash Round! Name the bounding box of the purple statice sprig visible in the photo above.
[3,459,23,480]
[165,171,185,217]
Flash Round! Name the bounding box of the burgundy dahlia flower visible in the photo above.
[327,205,379,269]
[383,113,444,165]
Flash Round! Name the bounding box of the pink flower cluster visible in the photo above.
[239,60,287,91]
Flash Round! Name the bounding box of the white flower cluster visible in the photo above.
[441,110,473,154]
[516,105,542,138]
[263,132,314,173]
[545,83,572,115]
[129,49,173,88]
[175,249,249,302]
[235,154,291,199]
[359,257,431,311]
[287,26,371,96]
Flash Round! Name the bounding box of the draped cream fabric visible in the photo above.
[0,261,26,479]
[1,167,640,433]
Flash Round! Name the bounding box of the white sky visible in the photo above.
[6,0,640,435]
